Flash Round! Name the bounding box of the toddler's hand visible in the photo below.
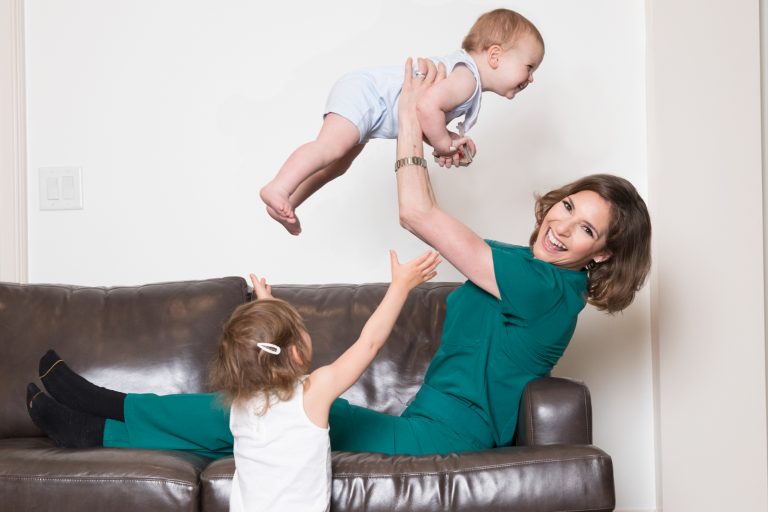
[249,273,273,300]
[389,250,441,292]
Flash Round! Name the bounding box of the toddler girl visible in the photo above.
[209,250,440,511]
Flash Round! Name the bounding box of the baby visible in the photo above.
[260,8,545,234]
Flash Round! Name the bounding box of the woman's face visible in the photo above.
[532,190,613,270]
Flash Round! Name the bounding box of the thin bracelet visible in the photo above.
[394,156,428,173]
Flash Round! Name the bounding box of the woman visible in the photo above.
[27,59,651,457]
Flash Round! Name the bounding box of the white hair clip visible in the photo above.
[257,342,281,355]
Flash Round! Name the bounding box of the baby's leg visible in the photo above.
[290,143,366,208]
[265,142,365,235]
[260,114,361,232]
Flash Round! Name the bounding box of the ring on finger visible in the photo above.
[414,71,426,79]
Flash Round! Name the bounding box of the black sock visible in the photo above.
[26,383,105,448]
[39,349,126,421]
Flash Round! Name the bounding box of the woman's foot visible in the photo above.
[39,349,125,421]
[266,206,302,235]
[26,383,105,448]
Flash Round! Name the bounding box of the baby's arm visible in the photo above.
[416,65,476,157]
[304,250,440,422]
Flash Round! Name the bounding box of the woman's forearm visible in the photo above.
[395,132,498,296]
[397,109,426,161]
[396,111,437,233]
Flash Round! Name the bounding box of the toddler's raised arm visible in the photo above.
[249,273,273,300]
[306,250,440,410]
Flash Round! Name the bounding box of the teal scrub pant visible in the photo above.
[103,386,494,459]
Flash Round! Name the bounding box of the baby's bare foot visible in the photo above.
[260,183,295,222]
[266,206,302,235]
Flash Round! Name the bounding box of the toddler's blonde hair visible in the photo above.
[209,298,311,412]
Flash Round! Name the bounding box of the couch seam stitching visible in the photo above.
[0,475,196,488]
[200,454,610,480]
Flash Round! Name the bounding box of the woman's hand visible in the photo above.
[249,273,273,300]
[399,57,446,122]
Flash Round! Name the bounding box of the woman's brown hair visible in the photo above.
[209,298,311,411]
[462,8,544,53]
[529,174,652,313]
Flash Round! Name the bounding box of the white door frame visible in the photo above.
[0,0,27,283]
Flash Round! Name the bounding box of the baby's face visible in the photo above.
[493,34,544,99]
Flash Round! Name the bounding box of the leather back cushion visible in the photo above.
[0,279,458,438]
[273,283,457,416]
[0,277,248,438]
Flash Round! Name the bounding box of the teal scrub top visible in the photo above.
[408,241,588,448]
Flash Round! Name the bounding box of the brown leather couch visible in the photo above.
[0,277,615,511]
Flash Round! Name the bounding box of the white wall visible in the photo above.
[24,1,654,509]
[647,0,768,510]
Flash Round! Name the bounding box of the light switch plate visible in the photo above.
[39,167,83,210]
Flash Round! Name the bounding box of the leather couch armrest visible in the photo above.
[516,377,592,446]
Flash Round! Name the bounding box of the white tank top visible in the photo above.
[229,379,331,512]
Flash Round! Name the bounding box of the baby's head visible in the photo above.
[462,8,544,55]
[462,9,545,99]
[209,298,312,407]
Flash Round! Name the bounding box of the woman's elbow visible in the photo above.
[398,205,417,233]
[398,203,427,235]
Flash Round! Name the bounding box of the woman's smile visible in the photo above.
[532,190,613,270]
[543,228,566,252]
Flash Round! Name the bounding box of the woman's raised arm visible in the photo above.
[396,58,500,299]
